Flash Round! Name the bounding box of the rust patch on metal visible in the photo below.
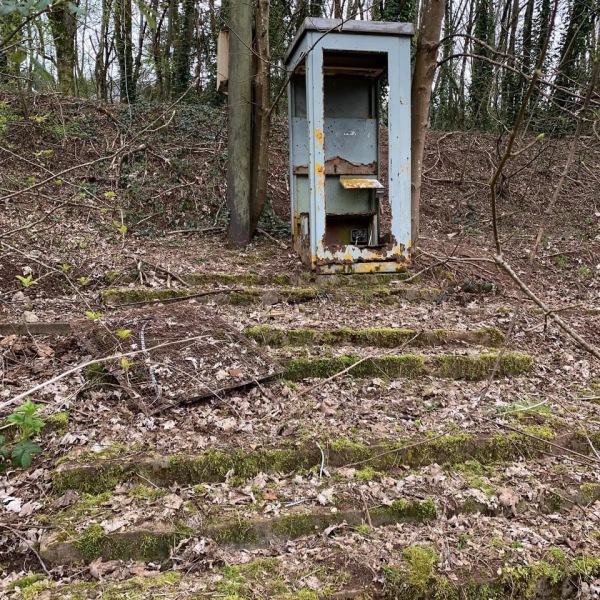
[340,177,384,189]
[314,129,324,145]
[294,157,378,176]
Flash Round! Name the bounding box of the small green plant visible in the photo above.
[0,400,45,471]
[113,221,127,236]
[554,255,569,268]
[115,329,132,339]
[577,266,592,278]
[60,263,71,272]
[7,399,45,439]
[104,191,116,200]
[84,311,103,321]
[77,276,90,285]
[16,274,37,288]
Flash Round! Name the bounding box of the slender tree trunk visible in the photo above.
[114,0,135,103]
[227,0,253,246]
[95,0,112,101]
[250,0,271,234]
[410,0,445,246]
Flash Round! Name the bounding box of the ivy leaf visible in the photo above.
[11,439,42,469]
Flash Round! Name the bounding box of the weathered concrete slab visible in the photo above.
[70,303,281,409]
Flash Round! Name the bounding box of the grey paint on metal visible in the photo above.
[285,17,414,64]
[325,179,372,214]
[292,118,377,168]
[325,119,377,165]
[305,44,326,265]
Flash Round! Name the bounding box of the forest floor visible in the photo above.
[0,92,600,599]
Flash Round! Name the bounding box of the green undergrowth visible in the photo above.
[382,549,600,599]
[245,326,505,349]
[14,571,181,600]
[282,352,531,381]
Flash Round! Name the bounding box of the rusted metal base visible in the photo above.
[314,261,409,274]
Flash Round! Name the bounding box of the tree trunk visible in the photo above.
[94,0,112,101]
[114,0,135,103]
[226,0,253,246]
[250,0,271,235]
[410,0,445,246]
[171,0,195,97]
[47,2,79,95]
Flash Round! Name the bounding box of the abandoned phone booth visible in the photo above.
[285,18,413,274]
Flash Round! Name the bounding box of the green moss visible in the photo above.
[104,269,124,284]
[481,326,506,346]
[214,519,259,545]
[356,466,380,481]
[75,523,105,561]
[53,462,129,494]
[84,362,110,382]
[101,287,194,306]
[129,484,166,501]
[519,424,555,440]
[8,574,46,591]
[283,354,425,381]
[579,483,600,505]
[272,513,316,539]
[403,545,438,590]
[47,411,69,433]
[382,498,437,521]
[433,352,532,380]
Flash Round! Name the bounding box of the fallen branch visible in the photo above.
[494,255,600,361]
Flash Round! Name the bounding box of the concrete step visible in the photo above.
[52,427,599,495]
[40,454,600,565]
[100,284,441,307]
[279,350,532,381]
[245,325,505,348]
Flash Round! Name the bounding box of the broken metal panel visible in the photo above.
[70,304,281,411]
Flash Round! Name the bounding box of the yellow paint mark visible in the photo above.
[315,162,325,177]
[314,129,324,144]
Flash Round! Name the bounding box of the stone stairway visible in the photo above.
[4,272,600,599]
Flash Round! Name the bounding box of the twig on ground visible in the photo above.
[0,524,51,576]
[0,335,204,412]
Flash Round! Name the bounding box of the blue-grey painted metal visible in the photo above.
[286,18,413,273]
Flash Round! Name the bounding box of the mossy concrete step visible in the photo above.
[183,271,416,287]
[53,428,599,495]
[100,284,441,307]
[100,286,319,307]
[40,499,439,565]
[39,479,600,565]
[246,325,505,348]
[12,547,600,600]
[281,351,532,381]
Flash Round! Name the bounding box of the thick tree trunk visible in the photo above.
[226,0,253,247]
[410,0,445,246]
[47,3,78,95]
[250,0,271,234]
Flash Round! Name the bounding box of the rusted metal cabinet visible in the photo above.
[285,18,413,274]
